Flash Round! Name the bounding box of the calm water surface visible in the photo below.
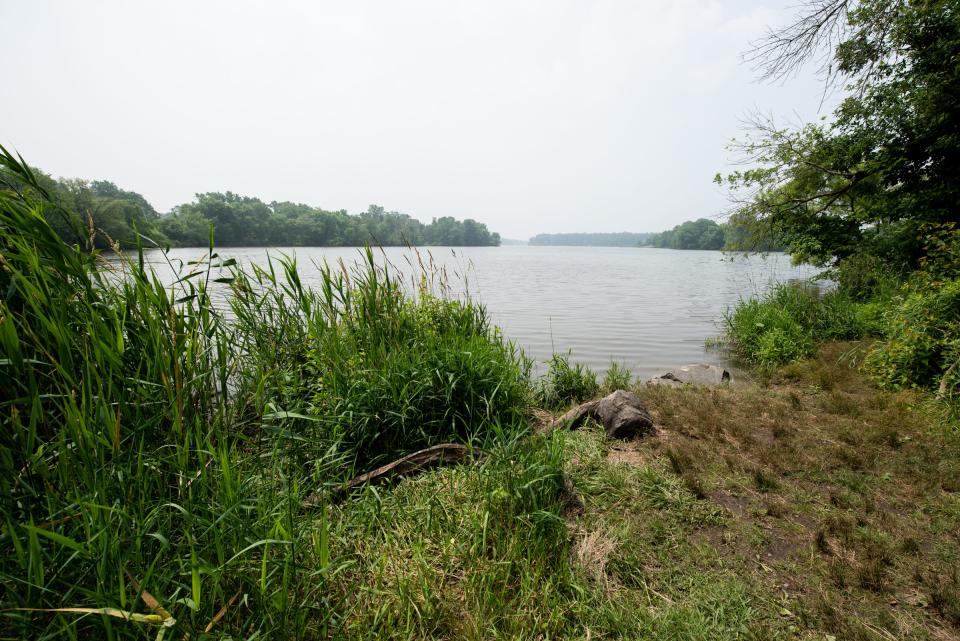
[140,246,816,379]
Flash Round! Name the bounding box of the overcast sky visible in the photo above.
[1,1,832,240]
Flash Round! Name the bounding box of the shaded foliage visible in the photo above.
[0,164,164,250]
[645,218,726,250]
[719,0,960,269]
[642,217,784,251]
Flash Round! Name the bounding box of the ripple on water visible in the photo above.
[130,246,815,379]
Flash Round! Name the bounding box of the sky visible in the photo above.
[1,1,835,240]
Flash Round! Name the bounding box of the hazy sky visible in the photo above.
[1,1,832,240]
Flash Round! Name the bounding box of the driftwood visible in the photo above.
[550,400,599,431]
[304,443,479,506]
[646,363,731,388]
[939,355,960,398]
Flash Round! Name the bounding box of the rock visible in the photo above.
[594,390,655,438]
[549,390,654,439]
[645,373,686,388]
[647,363,730,387]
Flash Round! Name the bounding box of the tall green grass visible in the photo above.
[0,147,538,639]
[722,281,871,367]
[534,352,600,410]
[723,259,960,421]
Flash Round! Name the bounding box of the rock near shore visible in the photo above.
[646,363,730,388]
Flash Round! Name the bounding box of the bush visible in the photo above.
[535,352,599,409]
[602,361,633,393]
[828,253,902,302]
[724,284,817,366]
[301,267,532,467]
[865,278,960,390]
[755,325,813,365]
[854,301,888,337]
[723,282,871,367]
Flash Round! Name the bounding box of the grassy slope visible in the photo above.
[325,343,960,640]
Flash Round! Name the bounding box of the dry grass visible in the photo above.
[620,342,960,640]
[571,529,619,589]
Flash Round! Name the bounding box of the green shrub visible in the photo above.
[724,282,870,367]
[302,270,532,467]
[755,325,813,365]
[865,279,960,390]
[828,253,902,302]
[853,301,888,337]
[724,285,817,366]
[535,352,599,409]
[602,361,633,393]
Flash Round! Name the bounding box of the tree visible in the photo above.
[719,0,960,267]
[645,218,726,250]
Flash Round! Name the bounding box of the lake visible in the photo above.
[139,246,816,380]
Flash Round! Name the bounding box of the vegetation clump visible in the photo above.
[723,282,867,367]
[534,352,600,410]
[724,229,960,415]
[602,361,633,393]
[0,148,528,639]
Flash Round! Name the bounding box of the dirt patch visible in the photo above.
[710,489,751,519]
[751,428,777,447]
[761,527,802,562]
[789,511,818,532]
[606,448,648,466]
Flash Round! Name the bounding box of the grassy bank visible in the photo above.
[0,149,538,639]
[3,146,960,639]
[722,249,960,421]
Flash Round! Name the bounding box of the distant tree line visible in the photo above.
[159,197,500,247]
[528,232,653,246]
[642,217,783,251]
[3,168,501,249]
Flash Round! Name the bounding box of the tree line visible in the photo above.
[4,168,501,249]
[641,217,783,251]
[528,232,653,246]
[159,197,500,247]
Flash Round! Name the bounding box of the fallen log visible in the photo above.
[545,390,655,439]
[304,443,479,506]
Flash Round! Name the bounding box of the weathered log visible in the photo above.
[304,443,479,506]
[546,390,654,439]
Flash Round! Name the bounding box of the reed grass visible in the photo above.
[0,147,539,639]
